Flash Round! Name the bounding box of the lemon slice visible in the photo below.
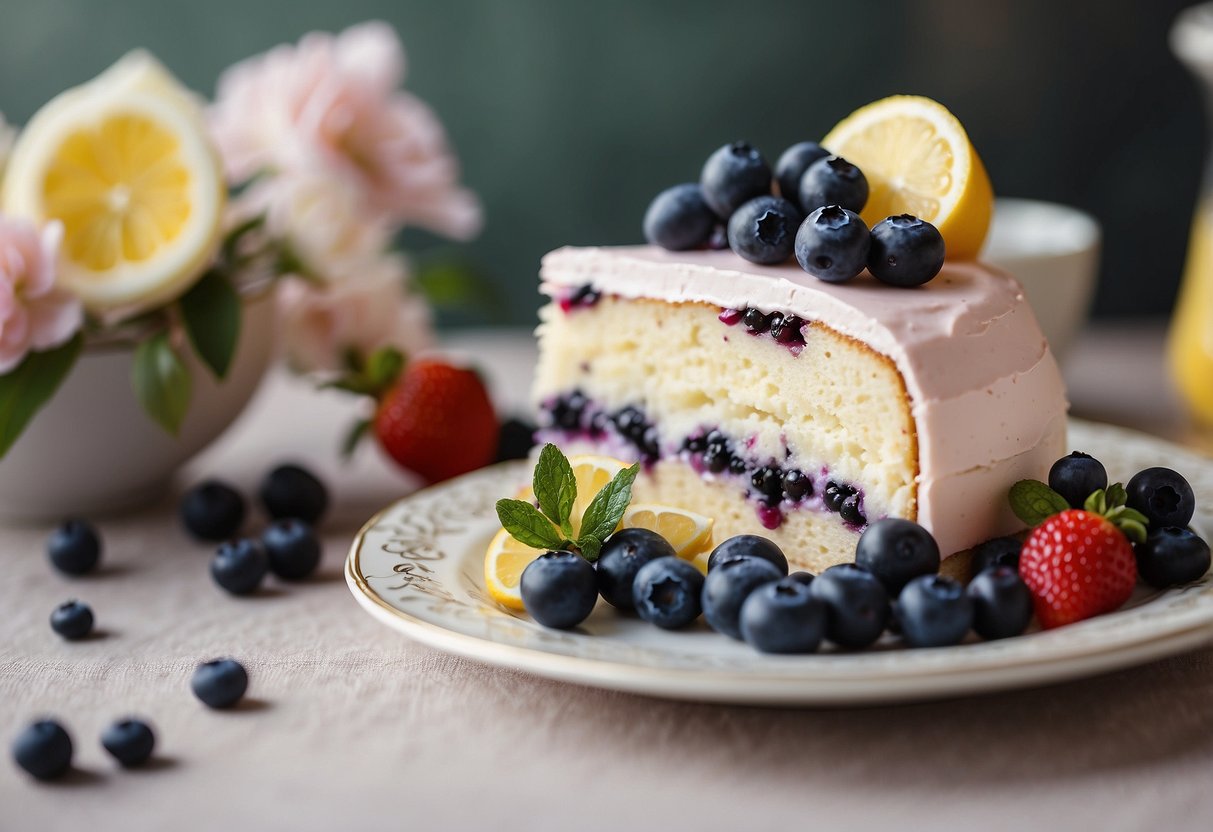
[620,503,714,562]
[484,528,543,611]
[513,454,629,536]
[821,95,993,260]
[2,51,225,316]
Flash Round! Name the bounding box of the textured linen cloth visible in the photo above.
[3,331,1213,832]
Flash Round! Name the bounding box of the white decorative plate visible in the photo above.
[346,419,1213,706]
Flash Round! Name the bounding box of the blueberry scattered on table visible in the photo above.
[643,183,718,251]
[50,600,94,641]
[726,195,801,265]
[774,141,830,211]
[867,214,946,287]
[260,464,328,525]
[809,564,889,649]
[967,566,1033,640]
[794,205,870,284]
[740,578,827,654]
[1047,451,1108,509]
[47,519,102,576]
[971,536,1023,574]
[701,554,783,639]
[855,518,941,596]
[180,480,246,542]
[596,528,675,610]
[211,539,269,596]
[101,718,155,767]
[1126,467,1195,529]
[192,658,249,709]
[262,520,321,581]
[632,556,704,629]
[706,534,788,575]
[1135,527,1211,588]
[895,575,973,648]
[520,551,598,629]
[11,719,73,780]
[798,155,869,215]
[699,141,772,219]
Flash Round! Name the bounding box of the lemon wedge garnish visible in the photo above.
[822,95,993,260]
[484,528,542,611]
[2,51,225,316]
[513,454,628,536]
[620,503,714,565]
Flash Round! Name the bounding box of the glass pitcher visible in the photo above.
[1169,3,1213,423]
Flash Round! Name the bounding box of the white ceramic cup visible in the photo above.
[0,291,277,521]
[982,198,1101,361]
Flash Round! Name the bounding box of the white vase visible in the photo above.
[0,291,276,521]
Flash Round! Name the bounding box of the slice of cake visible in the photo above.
[533,246,1067,574]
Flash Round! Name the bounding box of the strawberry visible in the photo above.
[1009,477,1148,629]
[373,358,498,483]
[1018,510,1137,628]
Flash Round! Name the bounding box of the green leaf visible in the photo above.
[1119,519,1148,544]
[495,499,563,550]
[364,347,405,393]
[220,212,266,264]
[340,417,372,459]
[131,333,192,435]
[577,535,602,563]
[0,334,82,458]
[1083,488,1108,516]
[533,443,577,534]
[1008,479,1071,526]
[179,269,242,379]
[1105,482,1128,508]
[577,463,640,546]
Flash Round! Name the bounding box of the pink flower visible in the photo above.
[210,21,481,241]
[277,252,433,374]
[0,218,82,373]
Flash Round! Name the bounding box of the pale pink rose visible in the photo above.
[277,252,433,373]
[0,218,82,373]
[210,21,481,241]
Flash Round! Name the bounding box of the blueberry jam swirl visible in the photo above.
[538,391,870,531]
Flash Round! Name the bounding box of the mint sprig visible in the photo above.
[1009,477,1150,542]
[1009,480,1071,526]
[495,443,640,562]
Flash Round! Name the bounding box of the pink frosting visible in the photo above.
[539,245,1069,555]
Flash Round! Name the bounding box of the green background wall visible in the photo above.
[0,0,1204,325]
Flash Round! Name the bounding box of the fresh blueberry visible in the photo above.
[50,600,93,641]
[808,564,890,649]
[727,455,749,475]
[839,493,867,526]
[750,466,785,507]
[867,214,946,287]
[210,538,269,596]
[260,464,328,525]
[895,575,972,647]
[706,535,789,575]
[971,536,1023,574]
[774,141,830,210]
[1126,467,1196,528]
[786,571,815,586]
[742,307,774,334]
[520,551,598,629]
[1048,451,1108,509]
[551,391,588,431]
[727,196,800,265]
[100,719,155,767]
[495,417,536,462]
[191,658,249,709]
[262,519,321,580]
[795,205,870,283]
[703,443,731,474]
[11,720,72,780]
[739,577,827,654]
[798,156,869,214]
[855,518,941,595]
[643,183,717,251]
[822,481,851,512]
[596,528,676,609]
[782,469,812,501]
[46,519,102,575]
[701,555,783,639]
[1135,527,1212,588]
[967,566,1033,640]
[632,556,705,629]
[700,141,772,218]
[180,480,246,542]
[770,313,805,345]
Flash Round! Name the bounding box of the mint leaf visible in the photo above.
[131,333,192,435]
[533,443,576,534]
[578,535,602,563]
[0,334,82,459]
[1009,479,1070,526]
[577,463,640,547]
[179,269,241,379]
[495,499,563,550]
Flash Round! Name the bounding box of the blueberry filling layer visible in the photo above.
[719,306,807,354]
[538,391,870,531]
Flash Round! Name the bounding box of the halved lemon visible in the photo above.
[620,503,714,563]
[484,528,543,611]
[821,95,993,260]
[2,51,225,317]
